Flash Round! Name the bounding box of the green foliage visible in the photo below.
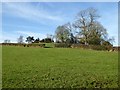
[2,43,45,48]
[90,45,107,50]
[26,36,34,43]
[2,43,26,46]
[33,38,40,43]
[71,44,113,51]
[2,46,118,88]
[40,38,54,43]
[2,43,113,51]
[102,40,112,46]
[54,43,71,48]
[71,44,90,49]
[26,44,45,47]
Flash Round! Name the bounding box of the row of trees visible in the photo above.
[55,7,114,46]
[4,35,54,44]
[4,7,114,46]
[17,35,54,44]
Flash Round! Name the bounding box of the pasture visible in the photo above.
[2,46,118,88]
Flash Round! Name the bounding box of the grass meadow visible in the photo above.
[2,46,118,88]
[0,46,2,89]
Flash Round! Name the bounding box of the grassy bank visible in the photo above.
[2,46,118,88]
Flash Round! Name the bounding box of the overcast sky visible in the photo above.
[1,2,118,46]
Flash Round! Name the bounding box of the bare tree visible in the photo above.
[4,40,10,43]
[73,7,100,45]
[87,21,108,45]
[55,24,70,43]
[107,37,115,45]
[64,22,77,43]
[47,34,54,41]
[17,35,24,44]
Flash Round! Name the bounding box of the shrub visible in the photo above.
[71,44,112,51]
[27,44,45,48]
[54,43,71,48]
[71,44,90,49]
[2,43,45,48]
[90,45,106,50]
[40,38,54,43]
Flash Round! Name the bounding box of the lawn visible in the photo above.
[2,46,118,88]
[0,46,2,89]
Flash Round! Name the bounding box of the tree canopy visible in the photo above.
[55,7,113,46]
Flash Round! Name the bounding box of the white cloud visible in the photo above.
[16,31,46,39]
[1,30,46,43]
[2,2,63,23]
[2,31,18,43]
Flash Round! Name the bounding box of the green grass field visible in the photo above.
[2,46,118,88]
[0,46,2,89]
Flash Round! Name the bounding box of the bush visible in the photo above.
[90,45,106,50]
[2,43,45,48]
[71,44,90,49]
[54,43,71,48]
[27,44,45,48]
[71,44,112,51]
[40,38,54,43]
[113,46,120,51]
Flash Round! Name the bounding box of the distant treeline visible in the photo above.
[1,43,119,51]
